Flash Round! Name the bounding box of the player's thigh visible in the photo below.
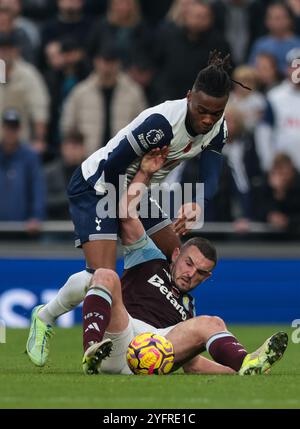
[83,240,117,270]
[67,167,118,270]
[128,317,178,339]
[101,316,134,375]
[165,318,206,363]
[106,293,129,334]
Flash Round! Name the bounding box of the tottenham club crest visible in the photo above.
[146,129,165,145]
[95,217,102,231]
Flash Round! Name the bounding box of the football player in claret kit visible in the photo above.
[78,148,287,375]
[25,51,260,370]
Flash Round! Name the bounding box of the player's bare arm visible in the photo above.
[119,147,169,245]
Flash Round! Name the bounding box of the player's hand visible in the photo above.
[140,147,169,176]
[173,202,202,236]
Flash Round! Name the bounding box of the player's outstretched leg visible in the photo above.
[166,316,288,375]
[239,331,288,375]
[82,268,128,374]
[26,270,93,367]
[26,305,54,367]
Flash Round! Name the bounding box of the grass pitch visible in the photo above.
[0,325,299,409]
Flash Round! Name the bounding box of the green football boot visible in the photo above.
[82,339,113,375]
[26,305,54,367]
[239,331,288,375]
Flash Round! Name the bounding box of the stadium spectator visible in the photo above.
[21,0,57,23]
[180,106,263,229]
[87,0,154,67]
[210,0,252,65]
[229,65,266,132]
[41,0,93,67]
[0,32,50,154]
[138,0,173,26]
[44,39,64,71]
[0,109,46,232]
[26,147,288,375]
[127,54,160,106]
[61,44,147,155]
[155,0,230,100]
[0,5,38,64]
[286,0,300,33]
[211,0,272,62]
[215,106,262,229]
[83,0,108,16]
[254,153,300,233]
[45,37,90,154]
[165,0,195,28]
[255,47,300,172]
[254,52,283,94]
[248,1,300,75]
[44,130,86,219]
[0,0,41,53]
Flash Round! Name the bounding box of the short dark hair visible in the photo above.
[60,37,82,53]
[181,236,217,267]
[193,50,232,97]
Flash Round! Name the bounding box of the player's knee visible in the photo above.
[210,316,226,330]
[208,316,226,331]
[197,315,226,331]
[68,270,92,285]
[90,268,120,292]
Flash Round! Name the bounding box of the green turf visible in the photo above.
[0,325,299,409]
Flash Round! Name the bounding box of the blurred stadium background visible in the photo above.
[0,0,300,409]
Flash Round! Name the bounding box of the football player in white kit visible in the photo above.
[26,51,232,370]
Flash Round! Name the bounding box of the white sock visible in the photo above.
[39,270,93,325]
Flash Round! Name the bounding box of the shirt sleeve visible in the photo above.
[123,232,167,269]
[87,113,174,190]
[126,113,174,156]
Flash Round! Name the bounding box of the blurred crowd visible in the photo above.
[0,0,300,236]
